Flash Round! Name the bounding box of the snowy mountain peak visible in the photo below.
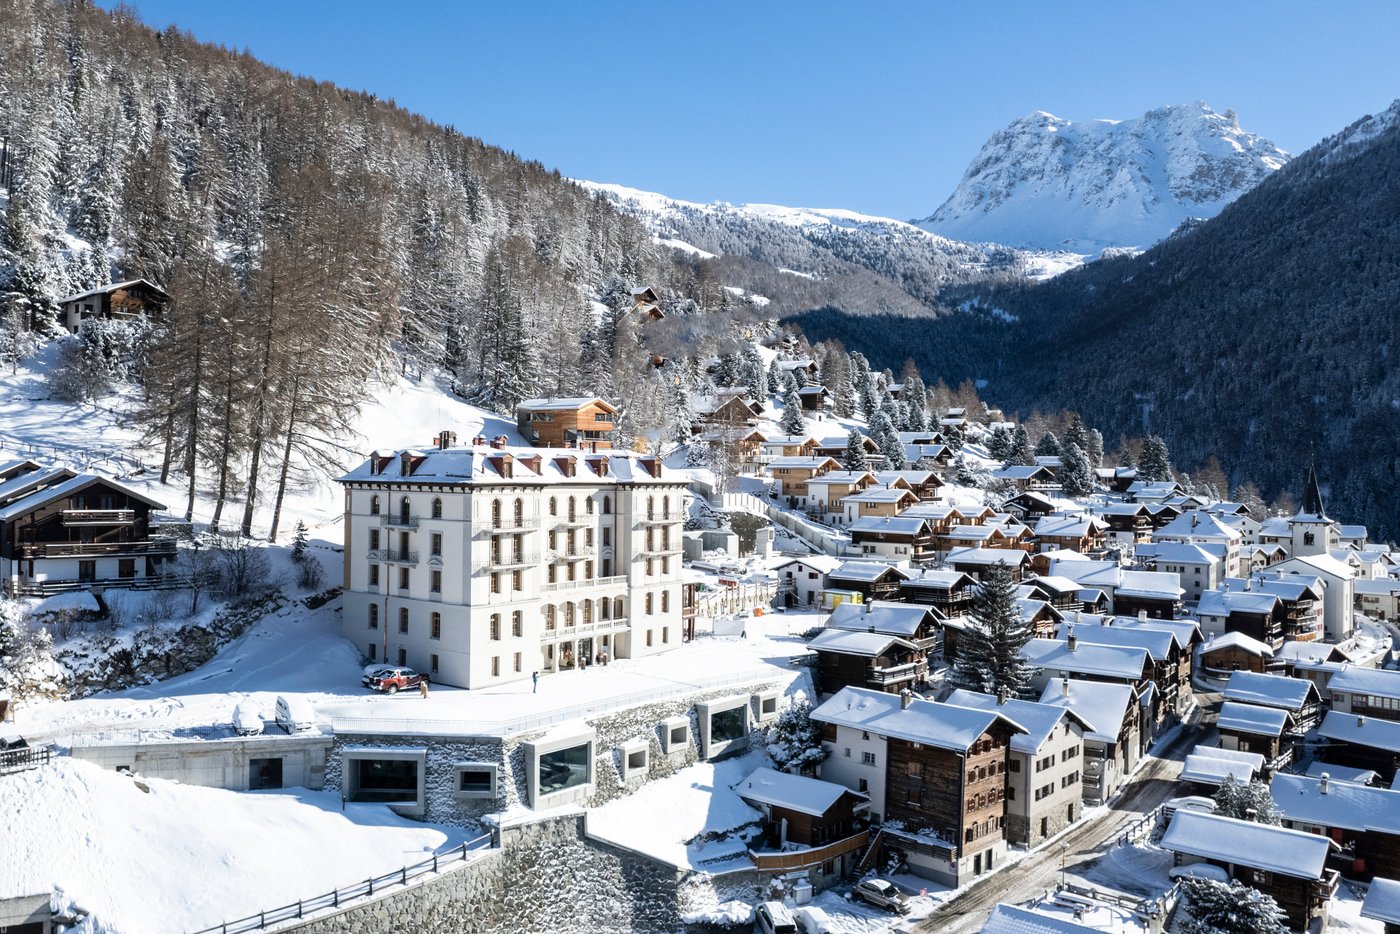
[916,102,1290,254]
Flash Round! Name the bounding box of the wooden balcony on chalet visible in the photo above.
[21,538,176,560]
[866,660,925,688]
[748,829,870,873]
[60,508,136,526]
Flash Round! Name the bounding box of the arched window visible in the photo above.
[586,497,594,515]
[568,497,576,520]
[431,497,443,519]
[662,591,670,613]
[613,597,624,619]
[602,496,611,515]
[600,599,610,620]
[645,593,654,615]
[583,601,593,625]
[400,496,410,523]
[662,496,670,519]
[492,498,502,525]
[647,496,655,520]
[370,495,380,515]
[544,605,556,631]
[549,496,558,516]
[564,602,575,627]
[514,499,523,523]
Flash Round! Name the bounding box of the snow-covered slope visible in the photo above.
[581,180,1083,290]
[916,102,1290,254]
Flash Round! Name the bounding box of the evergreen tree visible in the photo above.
[1034,431,1061,458]
[902,374,927,430]
[765,702,827,775]
[1212,777,1282,824]
[290,520,309,562]
[1009,425,1035,466]
[987,425,1013,463]
[1060,442,1094,498]
[1084,428,1104,469]
[1138,435,1174,482]
[949,562,1035,698]
[869,411,906,469]
[850,352,876,419]
[841,430,867,472]
[743,346,767,401]
[1178,878,1286,934]
[780,388,807,436]
[1063,415,1087,453]
[1233,480,1268,521]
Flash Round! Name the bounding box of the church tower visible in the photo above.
[1289,466,1338,557]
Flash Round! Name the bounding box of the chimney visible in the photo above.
[996,686,1010,705]
[1319,773,1330,795]
[1138,610,1148,622]
[1245,807,1258,821]
[1358,715,1366,727]
[1067,626,1077,651]
[1061,677,1070,698]
[900,689,914,710]
[437,430,456,451]
[472,434,486,447]
[491,435,508,450]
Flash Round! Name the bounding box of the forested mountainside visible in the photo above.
[0,0,763,537]
[583,182,1061,320]
[793,101,1400,540]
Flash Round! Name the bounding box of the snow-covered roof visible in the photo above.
[982,904,1096,933]
[516,397,613,411]
[946,547,1030,567]
[826,600,933,638]
[769,456,838,470]
[772,555,844,576]
[1197,589,1280,619]
[804,471,874,487]
[942,525,1001,542]
[1303,761,1377,785]
[339,445,680,487]
[1112,570,1184,601]
[1273,641,1342,664]
[874,469,938,485]
[849,515,930,537]
[1258,516,1293,536]
[1364,878,1400,925]
[1071,613,1201,647]
[943,690,1088,754]
[1022,638,1148,680]
[808,628,916,658]
[1181,751,1259,785]
[0,470,168,522]
[1201,631,1274,658]
[1318,709,1400,753]
[1060,622,1178,660]
[1160,810,1331,879]
[1035,679,1135,743]
[828,562,910,584]
[1137,541,1220,566]
[1024,575,1081,596]
[902,503,961,520]
[1034,515,1104,538]
[59,278,168,304]
[873,700,1026,751]
[1231,574,1324,602]
[992,465,1055,480]
[1278,553,1357,581]
[1353,579,1400,596]
[901,568,974,591]
[0,465,76,507]
[1222,671,1319,711]
[843,487,917,504]
[1216,701,1288,737]
[810,686,904,730]
[1271,773,1400,834]
[1154,510,1242,542]
[736,767,862,817]
[1328,666,1400,700]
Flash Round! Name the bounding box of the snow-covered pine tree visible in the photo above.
[1063,415,1087,453]
[1138,435,1174,482]
[1084,428,1104,469]
[1212,777,1282,824]
[1034,430,1061,458]
[841,429,867,472]
[902,374,927,430]
[743,346,767,401]
[765,701,826,775]
[1177,877,1286,934]
[869,411,906,469]
[987,425,1012,463]
[1060,442,1094,497]
[290,520,309,562]
[780,388,807,436]
[949,562,1034,698]
[1009,425,1035,466]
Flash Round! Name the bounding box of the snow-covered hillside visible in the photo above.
[581,180,1084,290]
[917,102,1290,254]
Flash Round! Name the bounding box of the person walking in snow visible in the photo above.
[419,679,429,699]
[532,671,539,693]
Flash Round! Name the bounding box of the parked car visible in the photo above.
[794,906,832,934]
[274,695,316,734]
[853,878,910,914]
[362,664,430,694]
[232,702,264,736]
[754,901,799,934]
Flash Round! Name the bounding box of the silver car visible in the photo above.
[853,878,911,914]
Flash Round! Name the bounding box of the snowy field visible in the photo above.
[1,758,475,934]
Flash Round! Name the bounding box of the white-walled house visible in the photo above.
[1275,554,1357,642]
[810,686,900,822]
[337,442,689,689]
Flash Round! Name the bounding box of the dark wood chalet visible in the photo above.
[58,279,169,334]
[809,629,926,696]
[0,461,172,596]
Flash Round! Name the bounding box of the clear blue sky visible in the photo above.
[103,1,1400,218]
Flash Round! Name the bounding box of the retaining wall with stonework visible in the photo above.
[288,814,696,934]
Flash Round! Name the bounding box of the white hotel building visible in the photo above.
[337,437,689,689]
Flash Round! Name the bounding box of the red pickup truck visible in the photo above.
[362,665,430,694]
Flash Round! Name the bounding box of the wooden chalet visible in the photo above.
[1316,711,1400,784]
[990,464,1058,493]
[809,628,927,695]
[874,469,943,502]
[738,766,870,858]
[1217,700,1289,765]
[629,285,665,319]
[849,515,937,563]
[692,391,763,434]
[1000,491,1057,523]
[825,561,910,601]
[58,279,169,334]
[1097,503,1154,546]
[796,385,830,411]
[515,397,617,449]
[900,568,977,618]
[1037,678,1143,804]
[769,455,839,505]
[0,460,173,596]
[1199,631,1275,675]
[1032,514,1108,556]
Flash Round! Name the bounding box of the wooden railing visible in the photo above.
[0,744,53,776]
[188,834,495,934]
[749,829,869,872]
[61,508,136,525]
[20,538,176,559]
[867,662,924,686]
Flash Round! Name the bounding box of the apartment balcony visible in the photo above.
[540,617,629,641]
[21,538,177,560]
[484,552,538,571]
[368,548,419,565]
[548,546,595,563]
[636,545,682,558]
[379,513,419,529]
[478,517,541,536]
[635,515,679,527]
[61,509,136,526]
[553,516,593,529]
[540,574,626,594]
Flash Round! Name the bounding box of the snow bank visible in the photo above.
[0,758,472,933]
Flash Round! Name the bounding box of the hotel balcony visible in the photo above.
[477,517,541,536]
[379,513,419,529]
[60,509,136,526]
[368,548,419,565]
[540,574,626,594]
[540,617,629,641]
[484,552,538,571]
[547,546,595,563]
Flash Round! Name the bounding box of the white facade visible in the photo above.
[1275,555,1356,642]
[339,446,689,689]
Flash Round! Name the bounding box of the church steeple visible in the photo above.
[1298,465,1327,520]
